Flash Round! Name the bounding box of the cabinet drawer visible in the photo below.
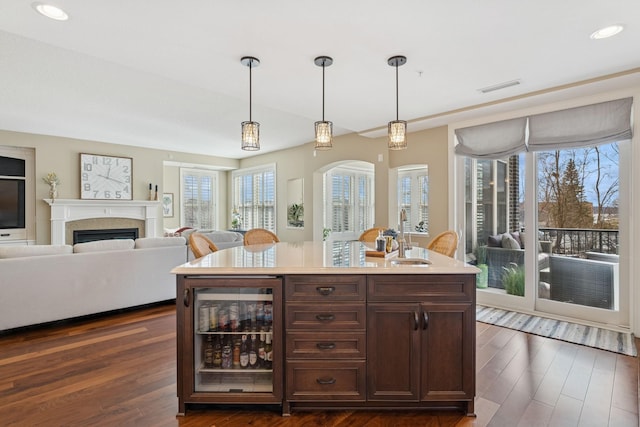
[285,275,366,301]
[286,332,366,359]
[368,275,474,302]
[286,361,366,401]
[286,304,366,330]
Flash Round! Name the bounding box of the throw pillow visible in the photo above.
[501,233,521,250]
[487,234,503,247]
[135,236,186,249]
[510,231,523,249]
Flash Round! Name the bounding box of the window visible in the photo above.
[397,165,429,234]
[323,162,374,240]
[232,164,276,231]
[180,168,218,229]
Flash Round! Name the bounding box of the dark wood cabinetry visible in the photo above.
[177,271,475,417]
[367,274,475,415]
[284,275,367,414]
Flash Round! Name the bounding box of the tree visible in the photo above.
[552,158,593,229]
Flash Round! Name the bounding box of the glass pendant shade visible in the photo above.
[315,120,333,150]
[241,121,260,151]
[388,120,407,150]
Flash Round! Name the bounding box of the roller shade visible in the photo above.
[528,97,633,151]
[454,117,527,159]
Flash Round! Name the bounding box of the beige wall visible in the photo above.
[0,130,237,244]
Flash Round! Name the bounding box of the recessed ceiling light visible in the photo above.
[590,25,624,40]
[32,3,69,21]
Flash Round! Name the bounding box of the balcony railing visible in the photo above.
[538,227,618,257]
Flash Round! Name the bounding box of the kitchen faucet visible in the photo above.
[398,208,407,258]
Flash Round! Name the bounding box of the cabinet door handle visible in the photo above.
[315,314,335,321]
[183,289,190,307]
[423,311,429,330]
[413,311,419,330]
[316,286,335,296]
[316,377,337,385]
[316,342,336,350]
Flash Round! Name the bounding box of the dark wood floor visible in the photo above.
[0,302,637,427]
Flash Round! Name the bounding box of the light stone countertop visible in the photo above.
[172,241,479,275]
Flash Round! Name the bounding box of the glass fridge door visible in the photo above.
[194,286,275,393]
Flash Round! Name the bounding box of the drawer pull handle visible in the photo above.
[316,342,336,350]
[316,377,337,385]
[316,286,335,296]
[315,314,335,321]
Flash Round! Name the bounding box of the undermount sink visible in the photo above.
[390,258,432,266]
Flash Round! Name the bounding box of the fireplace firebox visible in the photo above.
[73,228,139,244]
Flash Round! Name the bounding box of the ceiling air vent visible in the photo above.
[478,79,521,94]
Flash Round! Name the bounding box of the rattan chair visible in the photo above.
[243,228,280,245]
[189,233,219,259]
[358,227,386,243]
[427,230,458,257]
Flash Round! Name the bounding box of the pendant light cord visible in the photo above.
[395,62,399,121]
[322,61,326,121]
[249,59,253,122]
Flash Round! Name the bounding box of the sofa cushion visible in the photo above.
[501,233,521,250]
[510,231,523,248]
[74,239,135,253]
[487,234,503,247]
[135,236,186,249]
[0,245,73,259]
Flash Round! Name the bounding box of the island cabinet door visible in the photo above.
[176,275,283,415]
[366,303,421,401]
[419,302,475,402]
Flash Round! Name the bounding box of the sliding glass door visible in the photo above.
[461,143,629,328]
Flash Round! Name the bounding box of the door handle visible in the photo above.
[413,311,419,330]
[423,311,429,330]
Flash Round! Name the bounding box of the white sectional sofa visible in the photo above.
[0,236,188,331]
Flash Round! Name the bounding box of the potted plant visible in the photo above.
[502,262,525,296]
[475,245,488,288]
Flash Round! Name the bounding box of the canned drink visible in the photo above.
[199,305,210,332]
[218,308,229,332]
[208,305,218,331]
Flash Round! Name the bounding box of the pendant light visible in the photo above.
[314,56,333,150]
[387,55,407,150]
[241,56,260,151]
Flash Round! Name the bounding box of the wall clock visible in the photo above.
[80,153,133,200]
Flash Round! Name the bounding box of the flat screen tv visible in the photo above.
[0,178,26,229]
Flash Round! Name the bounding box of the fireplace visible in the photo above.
[45,199,161,245]
[73,228,139,244]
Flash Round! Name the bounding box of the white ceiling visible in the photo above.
[0,1,638,159]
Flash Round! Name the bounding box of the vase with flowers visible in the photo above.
[43,172,60,202]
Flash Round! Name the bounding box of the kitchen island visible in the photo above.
[173,240,479,417]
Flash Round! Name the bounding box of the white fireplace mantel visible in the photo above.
[45,199,161,245]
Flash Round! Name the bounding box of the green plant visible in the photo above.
[502,262,525,296]
[475,245,487,265]
[322,228,332,241]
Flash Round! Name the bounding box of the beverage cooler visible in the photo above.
[176,276,283,414]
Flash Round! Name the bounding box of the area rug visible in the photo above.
[476,305,637,357]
